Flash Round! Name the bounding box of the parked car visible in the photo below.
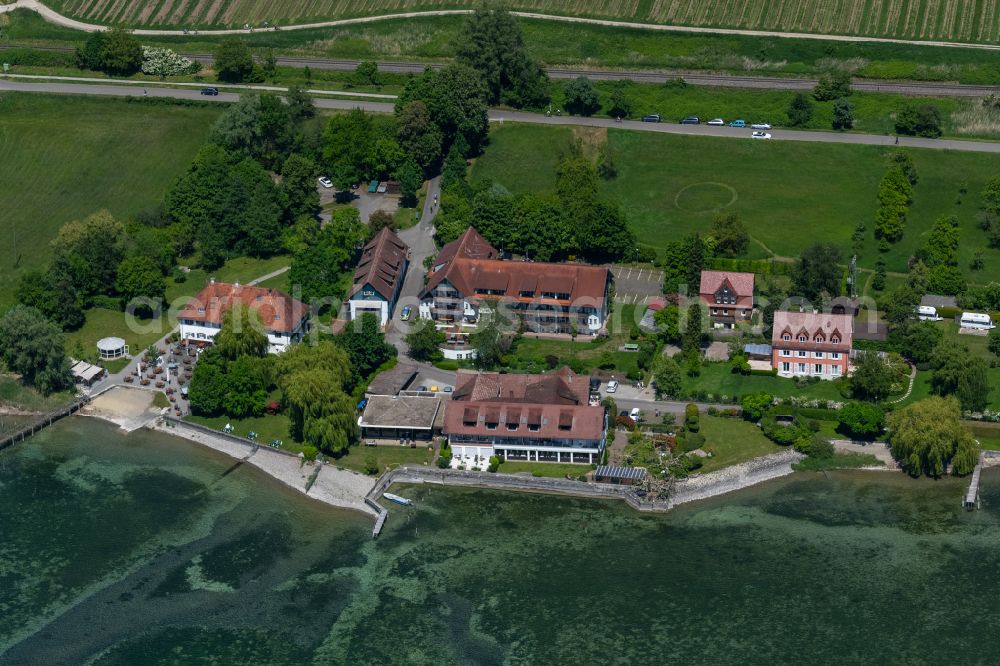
[729,119,747,128]
[606,380,619,393]
[400,305,412,321]
[630,407,641,421]
[317,176,333,188]
[680,116,700,124]
[641,114,661,123]
[444,386,453,393]
[200,87,219,96]
[751,131,772,139]
[707,118,725,126]
[751,122,772,130]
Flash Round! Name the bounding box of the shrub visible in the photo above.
[301,445,318,461]
[810,437,835,458]
[685,404,700,432]
[488,455,501,473]
[141,46,198,77]
[678,432,706,453]
[741,392,774,422]
[364,454,379,475]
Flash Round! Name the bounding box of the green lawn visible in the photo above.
[186,412,293,448]
[682,362,845,402]
[793,453,884,470]
[498,461,591,477]
[333,444,437,474]
[697,415,784,473]
[472,124,1000,278]
[968,424,1000,451]
[0,93,220,312]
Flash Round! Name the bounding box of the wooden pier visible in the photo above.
[0,398,88,452]
[963,452,984,509]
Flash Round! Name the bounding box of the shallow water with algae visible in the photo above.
[2,418,1000,664]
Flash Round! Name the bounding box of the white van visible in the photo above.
[960,312,996,330]
[917,305,942,321]
[606,380,619,394]
[629,407,641,421]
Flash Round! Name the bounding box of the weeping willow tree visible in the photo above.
[277,342,358,455]
[214,305,268,360]
[887,396,980,477]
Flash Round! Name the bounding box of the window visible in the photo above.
[782,362,790,372]
[798,335,807,342]
[832,365,841,376]
[815,352,824,359]
[780,350,791,357]
[831,337,840,344]
[528,424,540,432]
[722,309,729,315]
[831,352,840,360]
[798,350,807,358]
[782,334,791,341]
[486,423,497,430]
[798,363,806,373]
[506,423,518,431]
[815,336,824,343]
[814,364,822,374]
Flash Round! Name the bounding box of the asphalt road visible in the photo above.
[3,45,998,97]
[4,79,1000,153]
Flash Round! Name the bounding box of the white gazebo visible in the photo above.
[97,336,128,360]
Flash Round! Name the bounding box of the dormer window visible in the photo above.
[798,335,806,342]
[831,337,840,344]
[783,334,790,341]
[815,336,824,343]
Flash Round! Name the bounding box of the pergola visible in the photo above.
[97,336,128,359]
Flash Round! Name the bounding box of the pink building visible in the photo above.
[771,311,852,379]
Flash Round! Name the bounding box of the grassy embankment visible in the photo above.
[41,0,1000,45]
[472,123,1000,280]
[696,415,784,473]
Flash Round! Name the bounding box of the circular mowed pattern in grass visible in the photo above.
[674,182,737,213]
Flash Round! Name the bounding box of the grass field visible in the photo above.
[41,0,1000,44]
[680,362,847,401]
[498,461,591,477]
[334,444,437,474]
[697,415,784,473]
[472,123,1000,278]
[0,375,76,412]
[0,93,220,313]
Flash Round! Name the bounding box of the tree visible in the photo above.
[652,355,683,399]
[214,38,256,83]
[882,285,921,328]
[837,402,884,439]
[740,392,773,422]
[454,8,549,108]
[931,344,991,412]
[288,207,365,303]
[17,269,84,331]
[367,209,397,240]
[115,255,165,314]
[285,84,315,121]
[832,98,854,130]
[510,194,572,262]
[397,101,443,170]
[889,150,918,185]
[849,351,897,402]
[888,321,942,363]
[895,104,942,138]
[187,347,228,414]
[396,63,490,155]
[793,243,843,301]
[335,313,396,387]
[395,157,423,208]
[874,165,912,243]
[654,304,681,344]
[872,257,887,291]
[813,71,852,101]
[50,210,127,300]
[75,31,107,70]
[471,309,510,369]
[281,153,321,221]
[887,396,979,477]
[0,306,72,395]
[608,82,632,118]
[787,93,813,127]
[441,137,470,190]
[564,76,601,116]
[99,25,143,75]
[222,355,270,417]
[277,342,357,454]
[214,307,269,360]
[355,60,380,86]
[405,319,446,362]
[710,212,749,257]
[990,328,1000,357]
[683,302,702,352]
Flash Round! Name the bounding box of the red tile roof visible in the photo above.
[444,368,605,441]
[178,282,307,334]
[771,311,853,351]
[699,271,755,307]
[421,228,609,306]
[348,227,409,301]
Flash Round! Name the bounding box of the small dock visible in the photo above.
[963,453,984,509]
[365,496,388,538]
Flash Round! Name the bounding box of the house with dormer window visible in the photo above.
[771,311,852,379]
[699,270,754,328]
[347,227,410,326]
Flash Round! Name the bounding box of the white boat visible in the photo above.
[383,492,413,506]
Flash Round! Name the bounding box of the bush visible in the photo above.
[678,432,706,453]
[809,437,835,458]
[301,445,318,461]
[895,104,942,138]
[488,455,501,473]
[363,453,379,475]
[741,392,773,422]
[685,403,700,432]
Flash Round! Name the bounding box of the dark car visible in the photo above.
[589,377,601,392]
[200,87,220,96]
[641,114,661,123]
[680,116,700,124]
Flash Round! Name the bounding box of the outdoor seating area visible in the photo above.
[128,340,198,417]
[449,451,491,471]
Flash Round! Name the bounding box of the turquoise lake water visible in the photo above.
[2,417,1000,664]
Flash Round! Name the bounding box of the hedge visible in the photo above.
[1,48,75,67]
[706,257,793,276]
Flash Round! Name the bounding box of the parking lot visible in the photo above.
[611,265,664,305]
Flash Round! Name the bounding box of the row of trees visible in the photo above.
[874,159,913,245]
[435,149,636,263]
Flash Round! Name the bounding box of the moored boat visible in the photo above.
[383,492,413,506]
